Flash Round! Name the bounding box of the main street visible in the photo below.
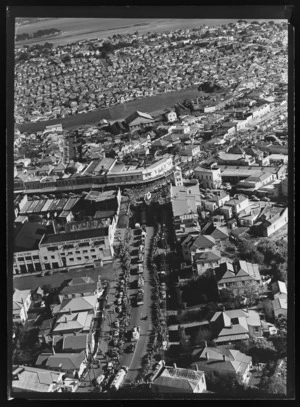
[121,226,154,384]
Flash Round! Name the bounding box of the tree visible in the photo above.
[60,54,71,63]
[237,238,264,264]
[235,337,277,364]
[178,325,190,353]
[41,284,52,294]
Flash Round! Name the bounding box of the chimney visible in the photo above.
[173,363,177,369]
[206,352,210,360]
[52,346,56,355]
[203,340,207,348]
[195,364,199,371]
[69,308,72,315]
[222,306,226,312]
[223,354,226,362]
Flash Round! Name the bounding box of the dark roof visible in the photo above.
[230,227,250,237]
[36,351,86,370]
[194,251,221,263]
[62,333,92,351]
[40,227,108,245]
[14,222,48,252]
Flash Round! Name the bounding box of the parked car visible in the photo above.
[261,197,271,202]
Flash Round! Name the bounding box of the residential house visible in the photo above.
[36,351,87,379]
[31,286,44,302]
[215,260,261,292]
[194,250,222,275]
[58,276,102,303]
[12,366,79,393]
[179,145,201,162]
[271,280,287,299]
[264,280,287,321]
[191,346,252,384]
[254,207,288,237]
[150,365,206,394]
[51,162,66,176]
[13,289,32,324]
[209,309,262,345]
[237,204,261,227]
[37,164,54,176]
[38,318,55,344]
[200,222,229,244]
[229,226,250,243]
[52,295,98,317]
[51,311,94,336]
[182,234,217,263]
[53,333,95,356]
[271,297,287,318]
[202,191,230,212]
[220,195,249,219]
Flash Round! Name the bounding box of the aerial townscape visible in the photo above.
[11,17,290,398]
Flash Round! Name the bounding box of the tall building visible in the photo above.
[194,162,222,189]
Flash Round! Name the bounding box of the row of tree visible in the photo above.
[16,28,60,42]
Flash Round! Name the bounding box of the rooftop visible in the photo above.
[40,227,108,246]
[153,366,205,392]
[52,295,98,315]
[84,189,117,202]
[14,222,48,252]
[12,366,63,393]
[192,347,252,376]
[36,351,86,371]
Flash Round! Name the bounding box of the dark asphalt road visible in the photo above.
[122,226,154,383]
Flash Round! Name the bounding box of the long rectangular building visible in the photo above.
[218,165,285,184]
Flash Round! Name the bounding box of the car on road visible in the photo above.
[261,197,271,202]
[250,195,260,201]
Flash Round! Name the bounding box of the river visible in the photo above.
[16,86,204,133]
[15,18,248,47]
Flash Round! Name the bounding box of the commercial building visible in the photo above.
[13,222,49,274]
[39,226,115,270]
[218,165,284,185]
[170,180,201,242]
[194,163,222,189]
